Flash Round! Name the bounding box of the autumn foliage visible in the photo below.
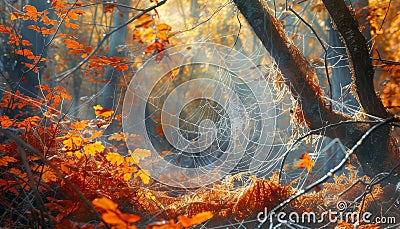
[0,0,399,228]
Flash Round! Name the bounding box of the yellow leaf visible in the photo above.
[129,148,151,163]
[92,197,118,211]
[137,189,157,201]
[106,152,124,166]
[135,170,150,184]
[63,134,83,150]
[123,172,132,181]
[178,211,214,228]
[83,141,105,156]
[75,151,83,159]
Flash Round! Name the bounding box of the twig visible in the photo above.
[379,0,391,31]
[289,7,332,102]
[373,50,400,66]
[18,147,47,227]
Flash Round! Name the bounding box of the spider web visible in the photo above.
[119,0,396,228]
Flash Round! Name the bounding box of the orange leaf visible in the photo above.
[70,120,88,130]
[298,153,315,174]
[21,40,32,46]
[108,132,125,141]
[41,28,56,35]
[64,39,83,49]
[92,197,118,211]
[16,48,34,57]
[17,116,41,131]
[156,24,171,31]
[145,40,164,53]
[156,30,169,43]
[40,165,57,183]
[129,148,151,163]
[119,213,140,223]
[23,5,40,20]
[89,130,103,140]
[11,12,27,20]
[41,15,58,26]
[178,212,214,228]
[101,211,126,225]
[116,63,129,72]
[67,11,80,20]
[68,49,85,54]
[27,24,41,32]
[0,25,11,33]
[0,115,13,128]
[0,156,18,167]
[85,46,93,53]
[104,3,116,13]
[65,21,80,29]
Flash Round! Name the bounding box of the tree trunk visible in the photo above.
[4,0,52,118]
[101,0,132,133]
[232,0,399,178]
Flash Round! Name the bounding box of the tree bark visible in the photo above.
[322,0,387,118]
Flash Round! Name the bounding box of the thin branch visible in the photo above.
[169,0,230,39]
[289,7,332,102]
[379,0,391,31]
[73,1,148,11]
[18,147,47,227]
[373,50,400,66]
